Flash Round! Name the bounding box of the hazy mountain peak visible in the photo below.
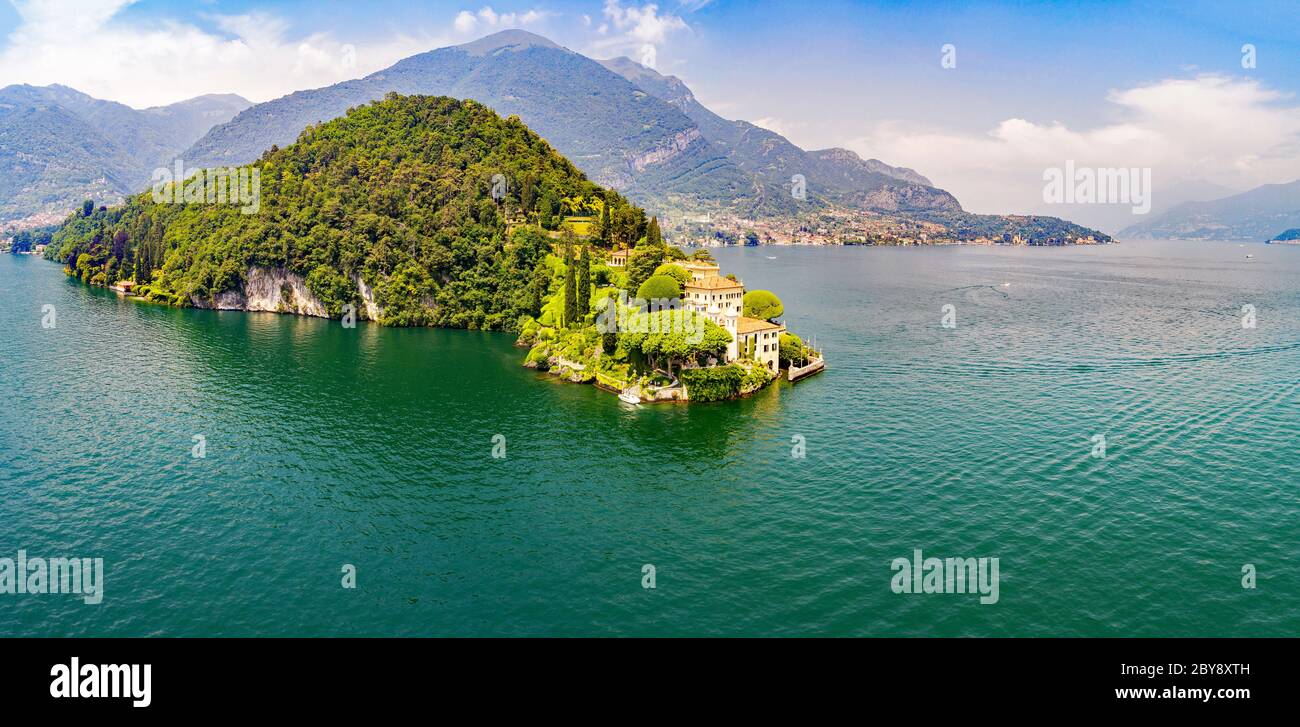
[599,56,675,83]
[0,85,254,221]
[457,29,563,56]
[1120,178,1300,240]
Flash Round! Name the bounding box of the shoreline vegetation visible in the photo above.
[41,93,822,403]
[515,235,825,403]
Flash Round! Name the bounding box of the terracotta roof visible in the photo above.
[736,316,784,334]
[685,276,743,290]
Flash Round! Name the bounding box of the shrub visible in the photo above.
[778,333,804,366]
[680,365,745,402]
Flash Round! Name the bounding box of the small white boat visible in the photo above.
[618,390,641,405]
[1246,254,1254,259]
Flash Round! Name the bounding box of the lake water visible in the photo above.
[1,239,1296,636]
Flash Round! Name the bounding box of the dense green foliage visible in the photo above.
[47,94,645,331]
[575,247,592,317]
[778,332,805,366]
[636,274,681,302]
[678,365,745,402]
[652,262,690,288]
[907,210,1115,245]
[743,289,784,320]
[625,243,663,294]
[7,224,56,253]
[562,236,577,327]
[617,308,731,376]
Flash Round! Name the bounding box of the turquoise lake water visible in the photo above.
[1,240,1296,636]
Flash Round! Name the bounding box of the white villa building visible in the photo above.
[683,262,784,372]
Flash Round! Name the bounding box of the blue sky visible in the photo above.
[0,0,1297,220]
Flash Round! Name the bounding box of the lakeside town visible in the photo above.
[665,208,1110,247]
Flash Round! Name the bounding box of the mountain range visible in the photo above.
[6,29,1106,243]
[185,30,1097,242]
[0,84,249,223]
[1120,179,1300,240]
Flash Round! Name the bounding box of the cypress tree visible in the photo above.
[577,247,591,317]
[646,216,663,248]
[521,174,536,214]
[598,198,611,243]
[563,235,577,327]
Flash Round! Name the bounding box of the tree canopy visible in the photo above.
[636,273,681,302]
[618,309,731,376]
[652,263,690,288]
[45,94,646,332]
[743,289,784,320]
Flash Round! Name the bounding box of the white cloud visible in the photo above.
[848,75,1300,221]
[451,6,549,35]
[602,0,688,44]
[454,11,478,33]
[0,0,447,107]
[587,1,689,66]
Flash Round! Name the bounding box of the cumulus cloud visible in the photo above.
[848,75,1300,226]
[0,0,445,107]
[587,1,690,69]
[452,6,548,35]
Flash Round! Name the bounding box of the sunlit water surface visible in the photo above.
[1,239,1296,636]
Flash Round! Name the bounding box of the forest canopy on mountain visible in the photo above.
[46,94,649,331]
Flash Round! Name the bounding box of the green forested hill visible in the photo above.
[47,94,647,331]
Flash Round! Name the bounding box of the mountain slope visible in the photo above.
[186,30,962,220]
[0,84,250,221]
[597,55,951,213]
[1120,179,1300,240]
[598,55,1107,243]
[0,101,135,218]
[186,30,754,216]
[182,30,1104,244]
[48,94,646,331]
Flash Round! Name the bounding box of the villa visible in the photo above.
[680,260,719,281]
[735,316,784,372]
[683,264,785,372]
[607,248,628,267]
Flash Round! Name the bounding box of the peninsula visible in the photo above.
[43,94,818,403]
